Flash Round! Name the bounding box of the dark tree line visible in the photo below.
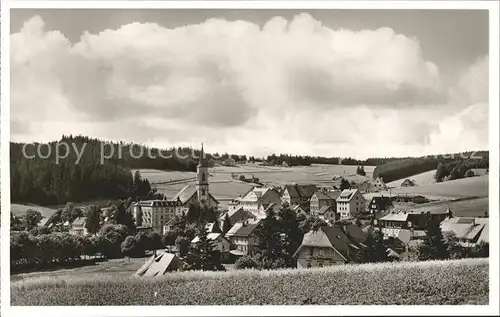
[435,156,489,182]
[265,154,402,167]
[373,151,488,183]
[11,136,166,205]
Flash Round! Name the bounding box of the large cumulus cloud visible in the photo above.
[10,13,488,157]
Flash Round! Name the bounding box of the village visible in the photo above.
[25,145,487,276]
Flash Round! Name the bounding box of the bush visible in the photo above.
[235,256,261,269]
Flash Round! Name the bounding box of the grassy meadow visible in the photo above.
[387,169,437,187]
[11,258,488,305]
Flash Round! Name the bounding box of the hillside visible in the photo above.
[386,175,488,199]
[387,169,437,188]
[11,258,488,305]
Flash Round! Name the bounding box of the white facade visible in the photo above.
[336,189,365,219]
[134,200,178,233]
[192,233,231,253]
[240,187,281,218]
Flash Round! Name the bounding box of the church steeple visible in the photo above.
[198,143,207,167]
[196,143,209,206]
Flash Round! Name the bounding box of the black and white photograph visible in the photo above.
[1,1,499,315]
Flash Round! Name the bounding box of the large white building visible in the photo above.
[336,189,365,220]
[133,200,180,233]
[238,187,281,218]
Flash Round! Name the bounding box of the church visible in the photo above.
[171,144,219,214]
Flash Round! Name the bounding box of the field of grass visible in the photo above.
[378,175,488,200]
[393,197,489,218]
[387,169,437,188]
[11,258,488,305]
[11,204,58,225]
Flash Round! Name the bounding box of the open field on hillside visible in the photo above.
[393,197,489,218]
[376,175,488,200]
[387,169,437,188]
[11,258,488,305]
[139,164,375,206]
[11,204,58,225]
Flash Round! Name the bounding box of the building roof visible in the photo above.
[294,225,367,261]
[225,219,262,238]
[370,196,393,210]
[379,211,410,222]
[327,190,342,200]
[318,205,335,215]
[219,206,255,223]
[171,184,219,205]
[205,222,221,233]
[134,200,178,207]
[337,189,360,202]
[71,217,87,227]
[312,191,335,201]
[191,233,228,243]
[478,223,489,243]
[283,184,318,200]
[441,217,488,242]
[134,252,182,277]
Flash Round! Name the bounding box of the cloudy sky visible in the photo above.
[10,9,489,158]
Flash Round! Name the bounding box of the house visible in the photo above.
[317,205,337,223]
[355,180,378,193]
[222,157,236,166]
[205,222,222,234]
[392,195,428,204]
[282,161,289,167]
[373,177,387,191]
[401,179,416,187]
[310,191,337,215]
[134,252,183,277]
[291,205,308,217]
[368,196,393,214]
[293,225,367,268]
[228,196,242,212]
[218,206,255,229]
[441,216,489,246]
[239,187,281,218]
[69,217,87,236]
[336,189,365,220]
[282,184,319,206]
[225,218,262,257]
[191,232,231,254]
[376,209,449,231]
[133,200,180,233]
[468,168,488,177]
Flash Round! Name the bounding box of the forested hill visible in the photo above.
[373,151,489,183]
[10,135,203,205]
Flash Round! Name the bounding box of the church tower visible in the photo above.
[196,143,210,207]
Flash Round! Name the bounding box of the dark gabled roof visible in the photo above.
[71,217,87,226]
[284,184,318,200]
[294,224,367,261]
[313,191,335,201]
[318,205,335,215]
[284,185,300,199]
[225,219,262,238]
[296,184,319,199]
[370,196,393,209]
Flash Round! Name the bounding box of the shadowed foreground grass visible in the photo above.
[11,258,489,305]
